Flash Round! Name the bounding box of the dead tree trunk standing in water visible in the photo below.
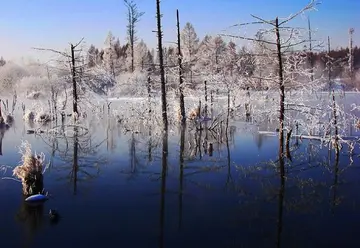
[276,13,287,234]
[326,36,339,150]
[176,9,186,123]
[210,90,214,118]
[308,17,314,83]
[204,81,208,117]
[327,36,332,91]
[220,1,317,154]
[147,76,153,162]
[156,0,168,131]
[348,28,355,82]
[332,89,339,151]
[275,17,285,159]
[71,44,78,116]
[147,75,152,116]
[0,130,3,156]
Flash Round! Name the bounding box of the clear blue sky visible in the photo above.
[0,0,359,62]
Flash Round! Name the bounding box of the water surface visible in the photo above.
[0,97,360,248]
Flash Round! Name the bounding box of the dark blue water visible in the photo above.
[0,116,359,248]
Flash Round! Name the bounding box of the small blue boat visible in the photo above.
[25,193,49,202]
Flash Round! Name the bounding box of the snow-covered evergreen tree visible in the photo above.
[103,31,117,77]
[134,40,153,71]
[181,22,199,84]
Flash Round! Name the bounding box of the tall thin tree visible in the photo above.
[156,0,168,130]
[71,43,78,116]
[176,9,186,123]
[308,17,314,82]
[348,28,355,82]
[124,0,144,73]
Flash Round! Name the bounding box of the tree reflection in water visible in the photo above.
[158,130,168,248]
[40,123,105,194]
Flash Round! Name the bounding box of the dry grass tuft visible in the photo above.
[13,141,45,196]
[188,107,200,120]
[356,120,360,130]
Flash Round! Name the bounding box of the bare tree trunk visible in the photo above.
[0,131,3,156]
[148,129,153,162]
[190,70,193,85]
[308,17,314,82]
[156,0,168,131]
[71,44,78,116]
[285,129,292,161]
[276,18,286,236]
[327,36,332,91]
[210,90,213,118]
[204,81,208,118]
[147,75,152,116]
[131,44,134,73]
[124,0,144,73]
[226,87,230,134]
[349,28,354,82]
[332,90,339,150]
[176,9,186,123]
[275,17,285,156]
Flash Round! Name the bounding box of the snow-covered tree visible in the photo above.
[224,41,238,76]
[103,31,117,77]
[196,35,227,77]
[87,45,97,68]
[124,0,144,73]
[134,39,153,71]
[181,22,199,84]
[0,57,6,67]
[113,38,122,59]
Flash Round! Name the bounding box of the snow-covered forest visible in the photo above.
[0,28,359,97]
[0,1,358,100]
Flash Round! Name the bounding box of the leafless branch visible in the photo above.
[72,38,85,48]
[250,14,276,26]
[279,0,319,25]
[219,34,277,46]
[31,47,71,58]
[225,21,265,29]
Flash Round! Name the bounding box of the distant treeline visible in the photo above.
[309,46,360,78]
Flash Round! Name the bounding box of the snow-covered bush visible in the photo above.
[110,72,149,97]
[17,76,49,97]
[0,63,29,92]
[82,67,116,95]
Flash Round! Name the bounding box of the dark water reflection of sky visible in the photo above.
[0,115,359,248]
